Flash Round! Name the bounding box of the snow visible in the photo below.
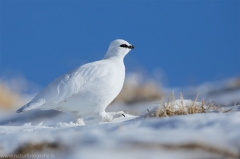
[0,107,240,158]
[1,77,240,158]
[174,77,240,106]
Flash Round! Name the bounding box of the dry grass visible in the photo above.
[113,81,163,104]
[15,142,66,154]
[0,142,67,159]
[144,92,230,118]
[161,142,239,158]
[131,141,240,159]
[0,83,21,110]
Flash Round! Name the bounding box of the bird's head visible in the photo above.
[104,39,134,59]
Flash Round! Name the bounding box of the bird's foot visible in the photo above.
[75,118,85,125]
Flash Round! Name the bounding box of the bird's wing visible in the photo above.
[17,61,110,112]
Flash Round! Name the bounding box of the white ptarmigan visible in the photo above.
[16,39,134,125]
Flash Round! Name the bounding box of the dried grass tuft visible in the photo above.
[144,92,227,118]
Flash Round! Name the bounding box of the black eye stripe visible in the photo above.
[120,44,128,48]
[120,44,135,49]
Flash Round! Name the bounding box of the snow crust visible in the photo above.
[0,109,240,158]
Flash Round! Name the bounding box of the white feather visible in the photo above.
[16,39,134,124]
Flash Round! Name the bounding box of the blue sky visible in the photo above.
[1,0,239,87]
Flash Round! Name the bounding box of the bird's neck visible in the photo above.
[103,53,125,60]
[103,55,124,62]
[106,56,125,72]
[103,48,128,60]
[103,53,125,69]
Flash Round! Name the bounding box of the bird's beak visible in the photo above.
[122,114,125,117]
[128,45,135,49]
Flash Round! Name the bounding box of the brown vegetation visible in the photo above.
[143,92,230,118]
[113,81,163,104]
[0,83,21,110]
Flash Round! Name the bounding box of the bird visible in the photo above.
[16,39,134,125]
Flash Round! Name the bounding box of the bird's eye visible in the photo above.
[120,44,128,48]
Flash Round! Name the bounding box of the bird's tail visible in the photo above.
[16,108,24,113]
[16,99,45,113]
[16,104,29,113]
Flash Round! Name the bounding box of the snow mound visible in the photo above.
[1,112,240,158]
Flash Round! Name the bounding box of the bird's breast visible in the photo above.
[56,61,125,114]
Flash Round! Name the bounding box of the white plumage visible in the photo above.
[16,39,134,125]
